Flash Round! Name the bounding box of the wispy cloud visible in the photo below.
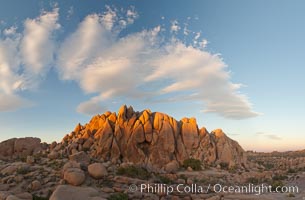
[76,98,107,116]
[66,6,74,19]
[0,6,260,119]
[256,132,282,140]
[266,134,282,140]
[170,20,180,33]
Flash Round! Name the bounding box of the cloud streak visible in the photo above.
[256,132,282,140]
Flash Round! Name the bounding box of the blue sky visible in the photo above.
[0,0,304,151]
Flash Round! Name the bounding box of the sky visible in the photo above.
[0,0,304,152]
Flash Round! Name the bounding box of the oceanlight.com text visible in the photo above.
[128,183,299,196]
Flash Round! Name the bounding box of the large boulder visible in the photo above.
[88,163,108,179]
[49,185,104,200]
[63,168,85,186]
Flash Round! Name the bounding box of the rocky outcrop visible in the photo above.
[211,129,247,168]
[0,137,42,160]
[62,105,247,171]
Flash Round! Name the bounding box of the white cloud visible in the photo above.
[101,6,117,31]
[58,10,259,119]
[21,8,60,76]
[67,6,74,19]
[194,32,201,40]
[199,39,208,48]
[3,26,17,36]
[0,36,22,94]
[57,14,114,80]
[126,7,138,24]
[0,94,32,112]
[0,9,59,112]
[170,20,180,33]
[76,98,107,115]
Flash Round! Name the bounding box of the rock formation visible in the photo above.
[61,105,247,171]
[0,137,42,160]
[1,105,305,200]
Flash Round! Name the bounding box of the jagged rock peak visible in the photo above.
[62,105,248,171]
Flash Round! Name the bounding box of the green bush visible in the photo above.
[247,177,259,184]
[32,195,49,200]
[273,174,288,181]
[219,162,229,170]
[108,193,128,200]
[117,165,151,180]
[17,167,29,175]
[183,158,202,171]
[271,180,284,192]
[179,174,187,181]
[264,163,274,170]
[287,168,297,173]
[156,175,173,184]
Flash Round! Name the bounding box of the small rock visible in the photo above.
[48,151,60,160]
[187,166,193,172]
[186,178,193,185]
[31,180,42,191]
[26,156,35,164]
[1,165,17,175]
[164,160,179,173]
[69,151,90,166]
[176,179,185,184]
[101,187,114,193]
[88,163,108,179]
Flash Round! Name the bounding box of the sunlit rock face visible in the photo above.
[62,105,247,171]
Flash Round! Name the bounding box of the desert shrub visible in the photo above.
[271,180,284,192]
[287,168,297,173]
[183,158,202,171]
[156,175,173,184]
[117,165,151,180]
[219,162,229,170]
[17,167,29,175]
[272,174,288,181]
[32,195,49,200]
[228,166,237,173]
[108,193,128,200]
[264,163,274,170]
[246,177,259,184]
[179,174,187,181]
